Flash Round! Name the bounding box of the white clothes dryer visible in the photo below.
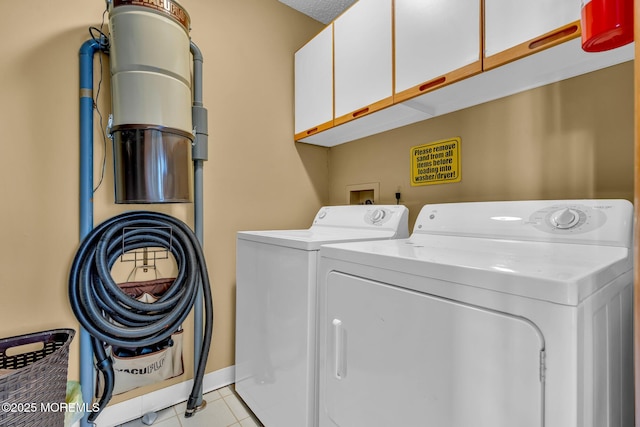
[235,205,409,427]
[317,200,633,427]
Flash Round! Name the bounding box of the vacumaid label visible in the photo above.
[113,0,191,30]
[410,137,461,186]
[116,358,165,375]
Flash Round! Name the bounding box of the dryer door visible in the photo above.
[319,272,545,427]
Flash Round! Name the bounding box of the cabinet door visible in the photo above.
[294,25,334,140]
[484,0,581,69]
[395,0,482,103]
[319,272,545,427]
[334,0,393,126]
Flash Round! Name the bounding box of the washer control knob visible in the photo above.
[371,209,386,223]
[318,211,327,219]
[550,208,580,229]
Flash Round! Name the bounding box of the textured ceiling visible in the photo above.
[278,0,356,24]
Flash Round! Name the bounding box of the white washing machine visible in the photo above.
[317,200,633,427]
[235,205,409,427]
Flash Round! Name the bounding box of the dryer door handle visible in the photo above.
[333,319,346,380]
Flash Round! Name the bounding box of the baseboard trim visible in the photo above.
[87,365,235,427]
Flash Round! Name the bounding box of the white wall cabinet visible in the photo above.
[333,0,393,125]
[484,0,581,69]
[395,0,482,103]
[294,25,334,140]
[294,0,633,147]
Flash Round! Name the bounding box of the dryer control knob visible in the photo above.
[371,209,386,223]
[550,208,580,229]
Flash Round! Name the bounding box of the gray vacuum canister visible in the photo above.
[109,0,193,203]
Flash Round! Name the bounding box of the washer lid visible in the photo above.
[320,235,631,306]
[237,227,402,250]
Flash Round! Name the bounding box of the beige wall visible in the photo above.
[0,0,328,401]
[327,62,634,228]
[0,0,634,408]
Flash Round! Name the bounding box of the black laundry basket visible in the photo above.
[0,329,75,427]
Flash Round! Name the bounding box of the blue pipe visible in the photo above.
[79,38,100,427]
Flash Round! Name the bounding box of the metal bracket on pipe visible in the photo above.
[192,105,208,161]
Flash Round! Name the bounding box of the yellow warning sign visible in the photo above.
[410,137,461,186]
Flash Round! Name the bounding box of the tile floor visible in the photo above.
[117,386,264,427]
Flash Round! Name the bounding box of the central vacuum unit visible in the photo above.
[72,1,211,425]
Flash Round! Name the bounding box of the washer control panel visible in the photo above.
[530,203,606,234]
[312,205,410,238]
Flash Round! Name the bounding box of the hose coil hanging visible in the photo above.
[68,211,213,422]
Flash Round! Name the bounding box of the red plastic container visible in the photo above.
[581,0,634,52]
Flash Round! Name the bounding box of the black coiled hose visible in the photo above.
[68,211,213,422]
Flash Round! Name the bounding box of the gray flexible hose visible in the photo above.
[68,211,213,422]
